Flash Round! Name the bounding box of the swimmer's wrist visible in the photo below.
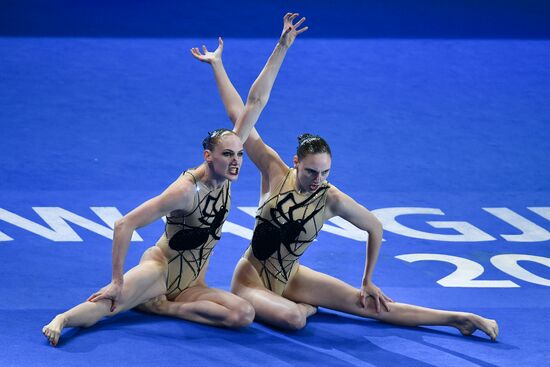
[210,58,222,68]
[276,40,290,50]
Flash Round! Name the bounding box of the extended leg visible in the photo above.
[42,248,167,346]
[283,265,499,340]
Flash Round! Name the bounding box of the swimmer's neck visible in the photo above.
[292,170,308,194]
[194,163,226,190]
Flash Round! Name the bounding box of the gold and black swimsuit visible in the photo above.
[156,170,231,299]
[244,168,330,295]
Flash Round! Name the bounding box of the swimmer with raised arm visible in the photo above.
[42,13,308,347]
[191,22,499,340]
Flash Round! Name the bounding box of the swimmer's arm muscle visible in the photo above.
[235,14,308,185]
[110,181,193,284]
[326,188,392,312]
[193,37,247,125]
[232,36,292,144]
[192,35,285,183]
[207,47,287,186]
[326,188,383,284]
[194,13,307,188]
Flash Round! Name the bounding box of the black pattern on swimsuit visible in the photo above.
[251,174,328,290]
[165,173,230,297]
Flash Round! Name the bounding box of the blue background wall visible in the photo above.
[2,0,550,38]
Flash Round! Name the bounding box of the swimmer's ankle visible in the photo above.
[54,314,68,328]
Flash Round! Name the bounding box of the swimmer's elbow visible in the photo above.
[246,94,269,110]
[375,218,383,232]
[114,219,125,232]
[367,218,383,239]
[114,218,136,234]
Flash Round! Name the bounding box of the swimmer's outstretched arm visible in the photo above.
[87,180,194,311]
[191,37,265,160]
[191,37,245,125]
[325,187,394,313]
[192,13,307,184]
[231,12,307,142]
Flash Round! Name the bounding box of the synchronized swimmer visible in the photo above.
[43,12,498,347]
[42,13,307,347]
[171,30,499,340]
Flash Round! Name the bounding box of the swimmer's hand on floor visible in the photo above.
[279,12,308,48]
[88,281,123,312]
[191,37,223,64]
[360,281,394,313]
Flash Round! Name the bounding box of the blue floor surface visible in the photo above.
[1,37,549,366]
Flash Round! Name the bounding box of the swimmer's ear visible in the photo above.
[204,149,213,163]
[293,155,299,168]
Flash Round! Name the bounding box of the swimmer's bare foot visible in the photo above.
[454,312,499,341]
[42,314,67,347]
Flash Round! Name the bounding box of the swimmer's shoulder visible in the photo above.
[324,183,348,219]
[161,171,199,211]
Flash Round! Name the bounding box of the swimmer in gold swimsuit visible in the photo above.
[195,33,500,341]
[41,13,308,347]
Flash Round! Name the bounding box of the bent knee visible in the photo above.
[223,302,255,328]
[278,308,307,330]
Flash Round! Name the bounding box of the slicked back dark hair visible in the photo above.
[202,128,237,151]
[296,133,332,160]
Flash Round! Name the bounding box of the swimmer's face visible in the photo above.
[206,134,244,181]
[293,153,331,192]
